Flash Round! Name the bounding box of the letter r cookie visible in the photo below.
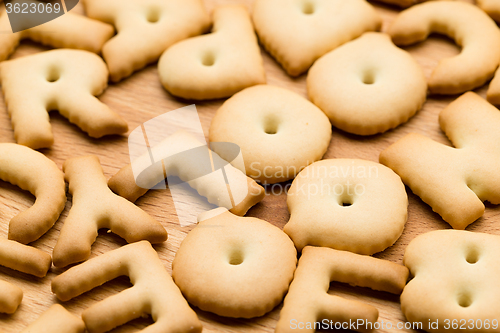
[0,49,128,149]
[402,230,500,333]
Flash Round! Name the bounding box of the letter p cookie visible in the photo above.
[401,230,500,333]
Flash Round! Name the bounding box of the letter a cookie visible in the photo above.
[158,5,266,100]
[380,92,500,230]
[82,0,210,82]
[252,0,381,76]
[401,230,500,333]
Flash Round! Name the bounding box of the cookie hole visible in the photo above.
[457,292,473,308]
[228,250,244,265]
[201,52,216,67]
[465,247,480,264]
[146,8,161,23]
[336,187,355,207]
[263,115,280,135]
[301,0,315,14]
[46,67,60,83]
[362,71,375,85]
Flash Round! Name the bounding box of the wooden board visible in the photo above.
[1,0,499,332]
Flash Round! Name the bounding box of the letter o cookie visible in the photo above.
[284,159,408,254]
[402,230,500,333]
[172,208,297,318]
[209,85,332,184]
[308,33,427,136]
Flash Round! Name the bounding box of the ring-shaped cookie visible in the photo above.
[284,159,408,254]
[172,208,297,318]
[209,85,332,184]
[388,1,500,95]
[308,32,427,135]
[0,143,66,244]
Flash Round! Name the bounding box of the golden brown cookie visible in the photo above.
[209,85,332,184]
[52,155,167,267]
[285,159,408,254]
[0,49,128,149]
[52,241,202,333]
[172,208,297,318]
[402,230,500,333]
[0,143,66,244]
[82,0,210,82]
[108,130,265,216]
[276,246,409,333]
[252,0,381,76]
[380,92,500,229]
[0,9,114,62]
[308,32,427,135]
[21,304,85,333]
[0,279,23,314]
[158,5,266,100]
[388,1,500,94]
[0,238,52,313]
[477,0,500,22]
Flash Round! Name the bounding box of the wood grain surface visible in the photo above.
[1,0,499,332]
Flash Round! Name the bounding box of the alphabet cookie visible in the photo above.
[0,238,52,313]
[108,130,265,216]
[52,155,167,267]
[252,0,381,76]
[0,238,52,278]
[21,304,85,333]
[0,279,22,314]
[158,5,266,100]
[284,159,408,254]
[477,0,500,22]
[372,0,429,7]
[209,85,332,184]
[380,92,500,230]
[487,66,500,105]
[82,0,210,82]
[276,246,409,333]
[401,230,500,333]
[388,1,500,95]
[52,241,202,333]
[0,143,66,244]
[308,32,427,135]
[0,49,128,149]
[172,208,297,318]
[0,10,114,62]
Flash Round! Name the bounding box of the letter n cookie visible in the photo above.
[380,92,500,229]
[401,230,500,333]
